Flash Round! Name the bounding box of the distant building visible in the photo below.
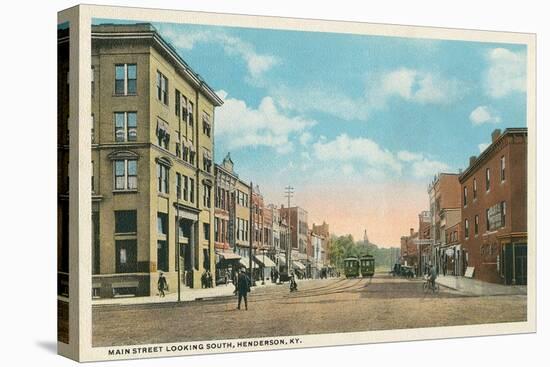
[214,153,250,279]
[459,128,527,285]
[280,206,308,276]
[400,228,419,270]
[312,221,331,266]
[418,211,432,273]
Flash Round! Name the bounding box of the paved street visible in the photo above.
[92,274,527,347]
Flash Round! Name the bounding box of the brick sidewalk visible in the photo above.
[436,275,527,296]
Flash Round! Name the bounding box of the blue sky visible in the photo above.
[94,18,527,246]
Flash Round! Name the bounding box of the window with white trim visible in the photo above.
[157,162,169,194]
[203,183,211,208]
[115,64,136,95]
[114,112,137,142]
[202,112,211,137]
[114,159,137,190]
[156,71,168,105]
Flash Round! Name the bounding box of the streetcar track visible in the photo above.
[94,277,373,311]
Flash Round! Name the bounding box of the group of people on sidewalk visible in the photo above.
[156,268,301,309]
[200,270,214,288]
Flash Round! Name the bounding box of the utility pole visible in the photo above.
[364,229,369,256]
[284,186,294,274]
[249,181,254,284]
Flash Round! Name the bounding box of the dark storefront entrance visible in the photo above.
[503,242,527,285]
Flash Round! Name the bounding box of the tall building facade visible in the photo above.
[90,24,223,297]
[214,153,250,278]
[427,173,462,275]
[459,128,527,285]
[280,206,309,275]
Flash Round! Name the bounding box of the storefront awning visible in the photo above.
[292,251,307,261]
[292,261,306,270]
[218,252,241,261]
[276,254,286,264]
[239,256,258,269]
[254,255,277,268]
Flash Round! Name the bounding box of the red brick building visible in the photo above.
[251,185,265,250]
[428,173,462,275]
[443,222,463,276]
[400,228,419,270]
[459,128,527,285]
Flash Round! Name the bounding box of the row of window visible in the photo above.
[111,211,210,274]
[158,70,212,138]
[158,162,211,208]
[236,218,249,242]
[176,173,195,203]
[463,156,506,207]
[215,187,232,211]
[215,217,229,244]
[105,64,209,134]
[463,201,507,239]
[110,158,209,206]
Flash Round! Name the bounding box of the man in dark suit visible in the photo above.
[236,269,251,310]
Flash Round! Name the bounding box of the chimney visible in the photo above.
[491,129,501,143]
[469,156,477,166]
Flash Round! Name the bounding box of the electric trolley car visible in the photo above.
[343,257,360,278]
[360,255,375,277]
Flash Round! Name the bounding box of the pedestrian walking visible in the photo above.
[158,272,167,297]
[201,270,207,288]
[289,273,298,292]
[208,270,214,288]
[236,269,251,310]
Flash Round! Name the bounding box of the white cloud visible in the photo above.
[311,135,451,180]
[271,85,369,122]
[485,48,526,98]
[478,142,490,153]
[218,34,278,78]
[267,67,463,123]
[312,134,402,174]
[342,164,355,176]
[215,90,316,153]
[369,68,463,106]
[299,132,313,146]
[160,28,278,79]
[398,150,450,178]
[469,105,502,125]
[397,150,424,162]
[411,158,450,178]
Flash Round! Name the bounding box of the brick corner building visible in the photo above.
[459,128,527,285]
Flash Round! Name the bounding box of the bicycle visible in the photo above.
[423,276,440,293]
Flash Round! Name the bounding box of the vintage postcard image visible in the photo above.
[57,5,535,361]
